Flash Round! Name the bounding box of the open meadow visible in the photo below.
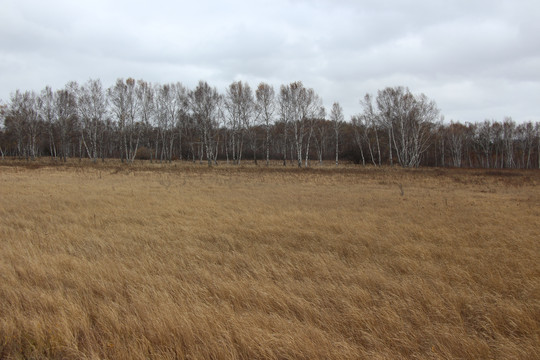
[0,160,539,359]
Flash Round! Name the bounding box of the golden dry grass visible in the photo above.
[0,160,539,359]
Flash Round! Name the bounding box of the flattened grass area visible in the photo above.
[0,160,539,359]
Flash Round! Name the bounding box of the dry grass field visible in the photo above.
[0,160,539,359]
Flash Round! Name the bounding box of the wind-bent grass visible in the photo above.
[0,160,539,359]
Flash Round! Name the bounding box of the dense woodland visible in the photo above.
[0,78,539,168]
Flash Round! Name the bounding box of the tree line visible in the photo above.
[0,78,539,168]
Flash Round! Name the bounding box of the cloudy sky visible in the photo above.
[1,0,539,123]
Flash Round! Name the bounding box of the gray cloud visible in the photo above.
[1,0,539,122]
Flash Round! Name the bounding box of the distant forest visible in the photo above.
[1,78,539,168]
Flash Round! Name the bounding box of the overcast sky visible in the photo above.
[1,0,539,123]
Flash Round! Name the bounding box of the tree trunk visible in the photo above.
[388,127,393,166]
[265,125,271,166]
[335,129,339,166]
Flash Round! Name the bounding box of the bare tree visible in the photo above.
[5,91,27,158]
[359,94,382,166]
[376,87,438,167]
[313,110,328,165]
[256,82,276,166]
[108,78,146,164]
[350,115,366,166]
[278,84,294,166]
[514,122,534,168]
[330,102,344,166]
[536,122,540,169]
[0,102,6,159]
[135,80,155,162]
[108,79,129,162]
[155,84,170,162]
[475,120,493,168]
[174,83,190,161]
[300,86,322,168]
[26,93,42,160]
[189,81,222,166]
[55,83,78,162]
[279,82,321,167]
[493,121,505,168]
[447,122,466,167]
[77,79,108,162]
[6,90,42,160]
[502,117,515,168]
[155,83,187,162]
[39,86,57,160]
[225,81,254,164]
